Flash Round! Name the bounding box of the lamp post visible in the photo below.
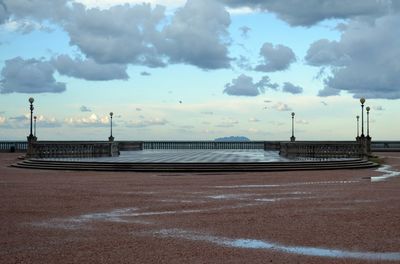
[34,116,37,138]
[290,112,296,142]
[360,97,365,137]
[108,112,114,141]
[27,97,36,142]
[366,106,370,137]
[356,115,359,138]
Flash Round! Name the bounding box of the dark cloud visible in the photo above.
[53,55,128,81]
[307,15,400,99]
[140,71,151,76]
[221,0,394,26]
[239,25,251,38]
[0,0,9,24]
[255,43,296,72]
[161,0,231,69]
[282,82,303,94]
[64,3,166,66]
[80,105,91,112]
[0,57,66,94]
[3,0,233,71]
[223,74,276,96]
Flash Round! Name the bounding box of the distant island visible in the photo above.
[214,136,250,142]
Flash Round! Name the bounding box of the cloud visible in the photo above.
[80,105,92,112]
[63,3,166,67]
[221,0,394,26]
[136,108,142,111]
[321,101,328,106]
[3,114,61,128]
[201,111,213,115]
[307,15,400,99]
[248,117,260,122]
[282,82,303,94]
[239,25,251,38]
[215,119,239,128]
[0,1,8,24]
[373,106,384,111]
[3,0,233,70]
[272,102,292,111]
[126,118,168,128]
[161,0,231,69]
[0,57,66,94]
[65,113,109,127]
[140,71,151,76]
[255,42,296,72]
[53,55,128,81]
[223,74,277,96]
[296,119,309,125]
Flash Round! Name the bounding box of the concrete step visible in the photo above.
[12,159,378,172]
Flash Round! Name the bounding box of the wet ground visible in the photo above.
[1,152,400,263]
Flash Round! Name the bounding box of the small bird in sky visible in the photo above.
[179,100,182,104]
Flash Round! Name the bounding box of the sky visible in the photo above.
[0,0,399,141]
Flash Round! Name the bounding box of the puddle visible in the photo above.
[153,228,400,261]
[207,194,254,200]
[370,165,400,182]
[214,181,359,189]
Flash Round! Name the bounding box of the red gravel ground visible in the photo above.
[1,153,400,264]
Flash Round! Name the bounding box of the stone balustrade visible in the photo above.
[26,141,119,158]
[0,141,28,153]
[279,141,364,158]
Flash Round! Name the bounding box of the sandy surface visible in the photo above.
[1,152,400,264]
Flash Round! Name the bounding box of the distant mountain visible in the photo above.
[214,136,250,142]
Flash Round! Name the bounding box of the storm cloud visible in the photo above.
[0,57,66,94]
[255,43,296,72]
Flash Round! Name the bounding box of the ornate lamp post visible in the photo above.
[356,115,360,138]
[290,112,296,142]
[27,97,36,142]
[366,106,370,137]
[34,116,37,138]
[108,112,114,141]
[360,97,365,137]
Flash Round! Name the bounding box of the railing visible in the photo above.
[142,141,265,150]
[27,141,119,158]
[371,141,400,152]
[279,141,363,158]
[0,141,28,152]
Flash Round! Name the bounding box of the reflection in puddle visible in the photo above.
[154,229,400,261]
[371,165,400,182]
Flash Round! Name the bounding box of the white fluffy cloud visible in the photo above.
[65,113,109,127]
[272,102,292,111]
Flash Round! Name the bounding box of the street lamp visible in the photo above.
[360,97,365,137]
[34,116,37,138]
[27,97,36,142]
[366,106,370,137]
[290,112,296,142]
[356,115,359,138]
[108,112,114,141]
